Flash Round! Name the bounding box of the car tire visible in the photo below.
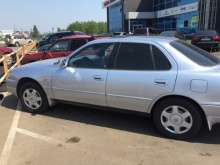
[15,42,20,47]
[19,82,49,113]
[153,98,202,140]
[5,54,13,65]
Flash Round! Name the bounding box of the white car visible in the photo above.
[4,35,32,47]
[6,36,220,140]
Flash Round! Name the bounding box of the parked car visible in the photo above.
[160,31,186,40]
[0,47,15,65]
[4,35,32,47]
[22,35,94,64]
[111,32,127,37]
[37,31,85,48]
[6,36,220,140]
[191,30,220,51]
[37,44,51,52]
[133,27,159,36]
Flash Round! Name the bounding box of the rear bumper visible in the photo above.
[192,41,219,48]
[201,104,220,130]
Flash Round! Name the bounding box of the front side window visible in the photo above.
[68,43,115,69]
[49,40,69,52]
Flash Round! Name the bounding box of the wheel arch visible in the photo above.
[150,95,207,123]
[16,78,46,97]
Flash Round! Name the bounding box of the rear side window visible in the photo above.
[114,43,171,70]
[170,40,220,66]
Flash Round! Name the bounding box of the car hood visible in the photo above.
[20,57,65,68]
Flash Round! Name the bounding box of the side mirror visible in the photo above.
[59,59,67,68]
[44,49,49,54]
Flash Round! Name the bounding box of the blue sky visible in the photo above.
[0,0,107,33]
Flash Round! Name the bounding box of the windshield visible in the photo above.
[170,40,220,66]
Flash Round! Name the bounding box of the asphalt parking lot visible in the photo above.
[1,41,220,164]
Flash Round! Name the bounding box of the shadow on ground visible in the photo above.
[2,94,220,145]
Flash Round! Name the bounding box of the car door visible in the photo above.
[43,40,70,59]
[52,42,115,106]
[106,42,178,113]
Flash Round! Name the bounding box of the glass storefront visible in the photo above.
[109,2,122,32]
[154,0,199,35]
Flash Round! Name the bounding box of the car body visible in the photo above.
[6,36,220,140]
[160,31,186,40]
[0,47,15,65]
[37,31,85,48]
[191,30,220,51]
[133,27,159,36]
[4,35,32,47]
[22,35,94,64]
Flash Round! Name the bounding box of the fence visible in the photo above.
[0,41,37,84]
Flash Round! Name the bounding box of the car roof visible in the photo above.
[57,35,93,41]
[88,36,177,44]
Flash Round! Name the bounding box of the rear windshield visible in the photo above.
[5,35,11,39]
[196,30,218,35]
[160,31,174,36]
[170,40,220,66]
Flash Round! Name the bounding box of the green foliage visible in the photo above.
[31,25,40,38]
[57,27,66,32]
[66,21,107,35]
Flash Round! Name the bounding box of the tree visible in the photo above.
[32,25,40,38]
[57,27,66,32]
[66,21,107,35]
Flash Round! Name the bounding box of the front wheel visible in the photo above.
[153,98,202,140]
[18,82,49,113]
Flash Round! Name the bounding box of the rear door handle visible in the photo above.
[155,80,168,85]
[93,76,103,81]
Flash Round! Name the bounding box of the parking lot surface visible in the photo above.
[0,92,220,165]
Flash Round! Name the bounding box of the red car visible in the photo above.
[0,47,14,65]
[22,35,95,64]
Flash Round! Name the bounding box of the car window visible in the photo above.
[134,29,147,35]
[69,39,88,51]
[49,36,58,43]
[68,43,115,69]
[152,45,171,70]
[49,40,69,52]
[196,30,218,35]
[114,43,154,70]
[170,40,220,66]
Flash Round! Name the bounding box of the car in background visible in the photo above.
[4,35,32,47]
[22,35,94,64]
[0,47,15,65]
[160,31,186,40]
[178,28,196,40]
[133,27,159,36]
[111,32,127,37]
[37,44,51,52]
[37,31,85,48]
[191,30,220,51]
[7,36,220,140]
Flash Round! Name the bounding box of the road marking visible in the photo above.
[0,99,64,165]
[0,101,21,165]
[16,128,63,145]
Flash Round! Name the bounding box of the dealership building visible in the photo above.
[102,0,220,35]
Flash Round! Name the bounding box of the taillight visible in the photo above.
[213,35,220,41]
[193,36,200,41]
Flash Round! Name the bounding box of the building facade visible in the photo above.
[102,0,220,35]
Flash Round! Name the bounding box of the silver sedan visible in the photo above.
[6,36,220,140]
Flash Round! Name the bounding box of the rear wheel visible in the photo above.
[6,55,13,65]
[18,82,49,113]
[153,98,202,140]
